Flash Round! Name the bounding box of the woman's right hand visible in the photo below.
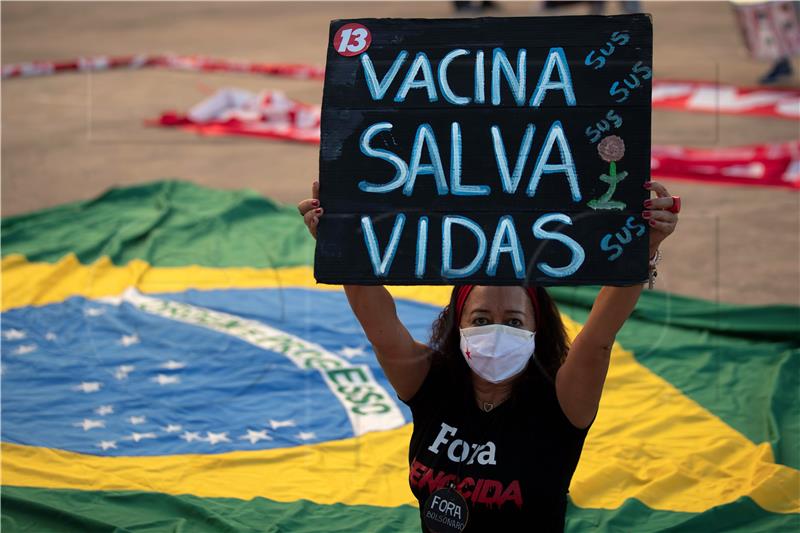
[297,180,323,239]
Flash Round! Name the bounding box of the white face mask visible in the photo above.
[459,324,536,383]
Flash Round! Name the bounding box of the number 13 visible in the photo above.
[337,28,369,53]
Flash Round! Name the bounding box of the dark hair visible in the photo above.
[428,285,570,403]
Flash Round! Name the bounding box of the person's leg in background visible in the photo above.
[760,56,793,84]
[621,1,641,14]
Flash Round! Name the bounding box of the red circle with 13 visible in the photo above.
[333,23,372,57]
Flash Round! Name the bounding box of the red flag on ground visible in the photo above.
[147,88,320,144]
[651,140,800,189]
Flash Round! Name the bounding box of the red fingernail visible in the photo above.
[643,181,652,189]
[315,208,322,213]
[649,219,657,226]
[311,200,319,206]
[642,211,651,218]
[644,199,652,208]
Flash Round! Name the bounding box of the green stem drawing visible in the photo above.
[587,165,628,211]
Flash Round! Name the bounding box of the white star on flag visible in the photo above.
[45,331,57,341]
[239,429,273,444]
[114,365,135,380]
[269,419,296,429]
[84,307,105,317]
[74,382,102,393]
[160,360,186,370]
[338,346,366,359]
[205,431,230,445]
[119,333,140,347]
[95,405,114,416]
[13,344,37,355]
[152,374,180,385]
[296,431,316,441]
[97,440,117,450]
[3,329,26,340]
[74,418,106,431]
[180,431,203,443]
[124,432,157,443]
[128,415,146,425]
[163,424,183,433]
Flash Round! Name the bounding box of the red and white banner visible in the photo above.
[147,88,320,144]
[4,54,799,188]
[652,80,800,120]
[1,54,324,81]
[652,140,800,189]
[4,54,798,120]
[151,86,799,189]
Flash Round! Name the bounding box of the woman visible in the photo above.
[298,180,679,532]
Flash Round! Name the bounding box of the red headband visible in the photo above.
[454,285,541,328]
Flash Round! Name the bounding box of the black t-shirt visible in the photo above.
[399,358,594,533]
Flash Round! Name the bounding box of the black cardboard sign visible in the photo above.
[316,15,653,286]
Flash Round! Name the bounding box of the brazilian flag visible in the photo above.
[2,180,798,531]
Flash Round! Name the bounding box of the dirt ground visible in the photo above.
[2,1,799,306]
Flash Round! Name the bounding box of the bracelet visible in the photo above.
[647,249,661,290]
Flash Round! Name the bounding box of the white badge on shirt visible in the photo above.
[423,486,469,533]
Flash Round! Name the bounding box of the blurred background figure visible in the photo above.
[589,0,642,14]
[453,1,499,13]
[542,1,642,14]
[732,0,800,84]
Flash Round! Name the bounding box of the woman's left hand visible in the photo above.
[642,181,679,254]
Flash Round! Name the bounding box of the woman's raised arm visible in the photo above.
[299,181,431,401]
[555,181,679,429]
[343,285,431,401]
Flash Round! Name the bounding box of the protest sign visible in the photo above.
[315,15,653,285]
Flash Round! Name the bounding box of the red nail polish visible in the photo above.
[644,199,652,208]
[315,208,322,213]
[643,182,652,189]
[649,219,657,226]
[642,211,651,218]
[311,200,319,206]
